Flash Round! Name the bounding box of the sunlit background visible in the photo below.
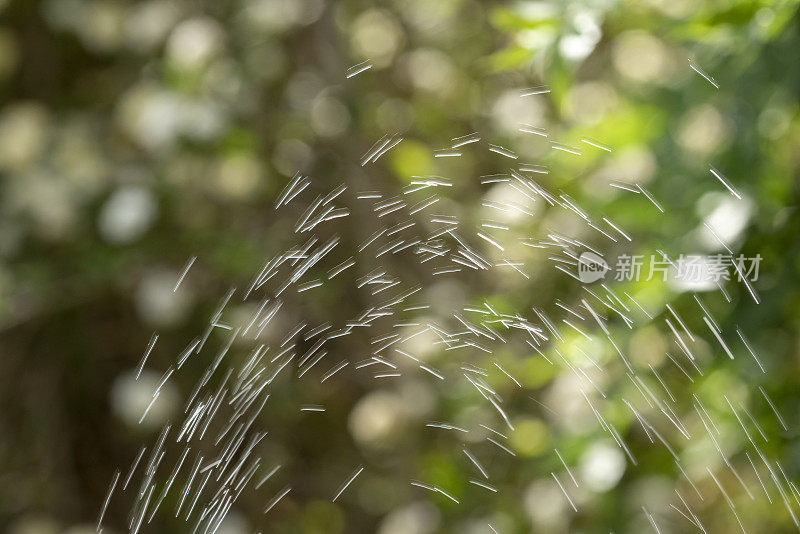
[1,0,800,533]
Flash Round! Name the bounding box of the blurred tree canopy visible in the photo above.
[0,0,799,533]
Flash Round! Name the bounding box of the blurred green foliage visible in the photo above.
[0,0,799,533]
